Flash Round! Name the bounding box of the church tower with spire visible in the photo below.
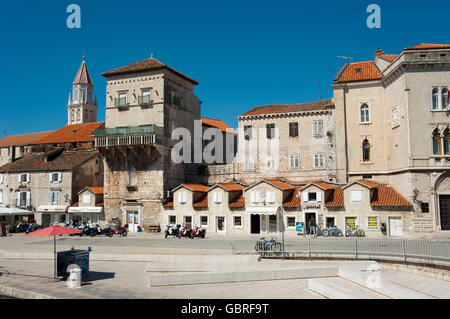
[67,57,98,124]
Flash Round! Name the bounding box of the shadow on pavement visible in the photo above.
[83,271,115,283]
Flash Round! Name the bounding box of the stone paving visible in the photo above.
[1,232,450,299]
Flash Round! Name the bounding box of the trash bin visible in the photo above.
[57,249,90,278]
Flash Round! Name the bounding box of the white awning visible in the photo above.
[245,206,279,215]
[0,206,34,216]
[37,205,69,213]
[68,206,103,214]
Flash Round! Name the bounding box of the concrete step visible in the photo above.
[149,266,339,287]
[339,267,436,299]
[309,277,390,299]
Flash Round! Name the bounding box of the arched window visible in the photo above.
[433,129,442,155]
[432,88,439,110]
[444,129,450,155]
[442,87,449,110]
[76,109,81,121]
[362,139,371,162]
[71,109,76,123]
[360,104,370,123]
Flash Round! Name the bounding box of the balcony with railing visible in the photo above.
[93,125,163,147]
[138,95,151,107]
[114,97,128,110]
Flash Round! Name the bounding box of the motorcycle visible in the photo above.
[79,224,91,237]
[165,224,181,238]
[190,226,206,239]
[178,225,192,238]
[106,223,128,237]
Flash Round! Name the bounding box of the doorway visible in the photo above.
[305,213,317,234]
[389,217,403,237]
[251,214,260,234]
[183,216,192,229]
[216,216,225,233]
[127,211,139,232]
[439,195,450,230]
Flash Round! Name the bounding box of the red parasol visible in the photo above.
[26,225,81,278]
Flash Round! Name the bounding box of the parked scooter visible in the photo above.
[16,222,29,233]
[165,224,181,238]
[190,226,206,239]
[25,223,42,234]
[79,224,91,237]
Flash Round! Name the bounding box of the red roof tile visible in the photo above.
[0,131,56,148]
[163,199,174,208]
[370,184,412,207]
[73,60,93,85]
[404,43,450,51]
[264,179,295,191]
[378,54,398,62]
[229,192,245,208]
[193,194,208,208]
[0,151,98,173]
[182,184,210,192]
[283,187,302,208]
[240,99,333,117]
[216,183,246,191]
[33,122,104,145]
[336,61,382,83]
[325,186,344,207]
[357,180,379,189]
[87,186,104,195]
[201,117,237,134]
[102,57,199,85]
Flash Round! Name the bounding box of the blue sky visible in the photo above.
[0,0,447,136]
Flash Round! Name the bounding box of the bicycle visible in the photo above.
[322,226,343,237]
[255,237,282,253]
[345,225,365,237]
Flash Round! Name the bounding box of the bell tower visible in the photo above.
[67,57,98,124]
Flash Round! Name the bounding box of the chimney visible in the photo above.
[9,145,16,163]
[374,49,384,58]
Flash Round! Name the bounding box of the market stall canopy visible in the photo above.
[245,206,279,215]
[0,206,34,216]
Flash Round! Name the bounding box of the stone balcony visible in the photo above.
[93,125,164,148]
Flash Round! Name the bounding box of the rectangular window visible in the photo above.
[233,216,242,227]
[200,216,208,226]
[266,156,276,170]
[49,191,59,205]
[289,155,300,169]
[308,192,317,202]
[314,154,324,168]
[169,215,177,225]
[50,172,61,183]
[289,122,298,137]
[213,192,223,204]
[178,192,187,203]
[82,194,91,204]
[313,120,323,136]
[345,217,357,230]
[351,190,362,202]
[116,93,127,107]
[266,123,275,139]
[0,190,3,204]
[0,174,3,184]
[171,91,180,106]
[287,216,296,228]
[244,125,252,140]
[244,156,254,171]
[251,191,261,203]
[140,90,151,104]
[368,216,378,229]
[266,191,276,203]
[392,107,399,126]
[421,202,429,213]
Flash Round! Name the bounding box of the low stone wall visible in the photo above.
[379,260,450,281]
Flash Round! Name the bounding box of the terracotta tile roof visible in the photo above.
[264,179,295,191]
[102,57,199,85]
[378,54,398,62]
[229,192,245,208]
[335,61,382,83]
[216,183,246,191]
[357,180,379,189]
[201,117,237,134]
[73,60,93,85]
[370,184,412,207]
[0,131,56,148]
[404,43,450,51]
[163,199,174,208]
[182,184,210,192]
[87,186,104,195]
[193,194,208,208]
[33,122,105,145]
[283,187,302,208]
[240,99,334,117]
[0,151,98,173]
[325,186,344,207]
[313,182,336,191]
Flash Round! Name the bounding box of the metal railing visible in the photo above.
[231,237,450,266]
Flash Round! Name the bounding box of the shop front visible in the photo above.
[67,206,104,226]
[37,205,70,227]
[245,206,281,234]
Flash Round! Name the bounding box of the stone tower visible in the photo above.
[67,57,98,125]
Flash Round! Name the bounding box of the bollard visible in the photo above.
[67,268,82,289]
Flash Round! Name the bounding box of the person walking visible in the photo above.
[309,217,317,236]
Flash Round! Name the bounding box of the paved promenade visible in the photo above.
[1,232,450,299]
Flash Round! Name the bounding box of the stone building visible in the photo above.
[95,56,202,232]
[333,43,450,234]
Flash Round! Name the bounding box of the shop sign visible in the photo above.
[296,222,304,233]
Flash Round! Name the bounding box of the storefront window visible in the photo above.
[287,217,296,228]
[200,216,208,226]
[368,216,378,229]
[233,216,242,227]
